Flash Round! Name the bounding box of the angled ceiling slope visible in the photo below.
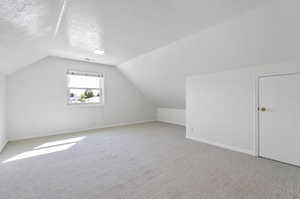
[1,0,265,74]
[119,0,300,108]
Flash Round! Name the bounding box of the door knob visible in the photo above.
[260,107,267,112]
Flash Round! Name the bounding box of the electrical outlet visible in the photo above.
[190,127,194,134]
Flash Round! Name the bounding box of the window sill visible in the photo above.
[66,103,105,108]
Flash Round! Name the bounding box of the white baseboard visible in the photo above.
[186,136,255,156]
[157,120,185,126]
[9,120,156,141]
[99,120,156,129]
[0,139,8,152]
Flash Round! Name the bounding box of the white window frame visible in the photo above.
[66,70,105,106]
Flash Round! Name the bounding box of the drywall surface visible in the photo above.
[186,60,300,155]
[186,68,255,154]
[0,74,7,151]
[157,108,185,126]
[118,1,300,108]
[7,57,155,140]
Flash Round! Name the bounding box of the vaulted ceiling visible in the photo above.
[0,0,267,74]
[3,0,295,109]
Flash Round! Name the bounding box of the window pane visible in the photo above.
[68,75,100,89]
[69,89,101,104]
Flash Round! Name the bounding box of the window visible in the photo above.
[67,70,104,105]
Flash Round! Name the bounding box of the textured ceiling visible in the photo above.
[0,0,266,74]
[0,0,62,74]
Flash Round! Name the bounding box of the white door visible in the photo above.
[259,73,300,166]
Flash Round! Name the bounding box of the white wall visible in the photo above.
[186,60,300,155]
[0,73,7,152]
[118,0,300,109]
[7,57,156,140]
[157,108,185,126]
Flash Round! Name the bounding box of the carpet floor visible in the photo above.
[0,122,300,199]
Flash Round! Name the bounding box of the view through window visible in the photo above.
[67,70,104,104]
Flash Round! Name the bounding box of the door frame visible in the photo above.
[255,72,300,157]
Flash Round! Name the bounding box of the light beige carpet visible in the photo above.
[0,122,300,199]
